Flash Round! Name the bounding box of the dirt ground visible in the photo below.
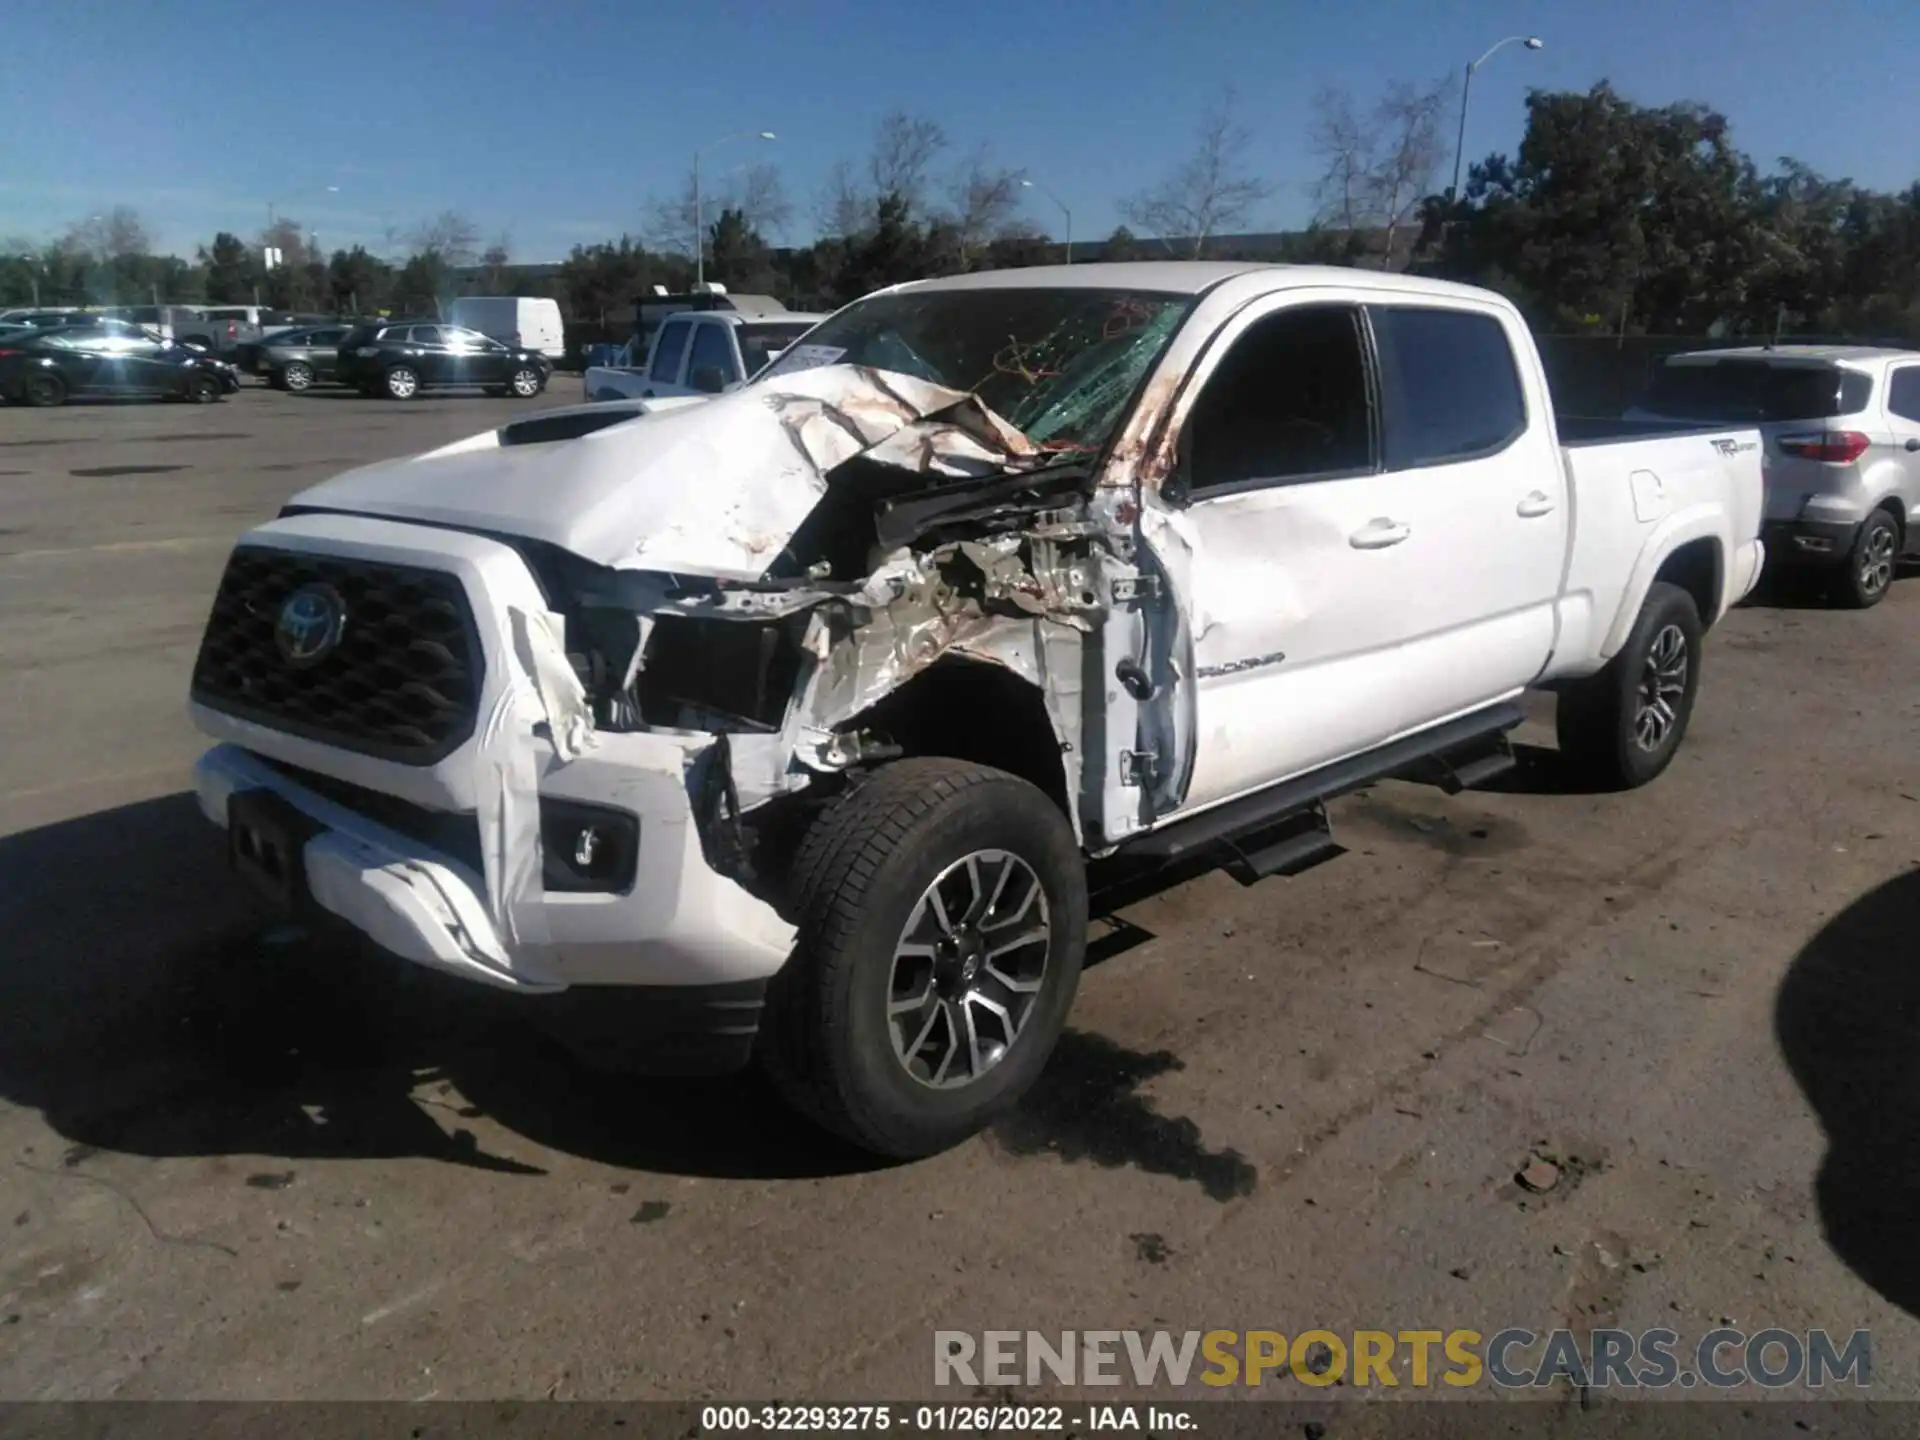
[2,381,1918,1405]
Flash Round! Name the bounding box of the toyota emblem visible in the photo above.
[274,582,346,666]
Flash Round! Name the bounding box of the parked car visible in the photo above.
[185,262,1763,1158]
[196,305,298,360]
[1628,345,1920,608]
[449,297,566,360]
[584,308,825,401]
[0,323,238,406]
[254,323,356,391]
[0,309,98,330]
[235,314,344,374]
[99,304,208,343]
[334,321,552,399]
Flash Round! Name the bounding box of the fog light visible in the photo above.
[539,798,639,893]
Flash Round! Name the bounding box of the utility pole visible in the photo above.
[1450,36,1544,202]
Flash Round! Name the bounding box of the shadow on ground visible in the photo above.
[2,792,1232,1193]
[1776,866,1920,1318]
[0,793,881,1182]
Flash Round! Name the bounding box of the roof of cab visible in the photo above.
[1663,344,1920,367]
[892,260,1508,303]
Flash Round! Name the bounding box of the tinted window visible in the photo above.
[1370,307,1526,469]
[443,326,499,348]
[1639,360,1866,422]
[737,320,815,375]
[1887,367,1920,423]
[687,321,738,385]
[409,326,444,345]
[651,320,691,382]
[1184,304,1374,494]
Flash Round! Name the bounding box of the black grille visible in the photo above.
[191,547,483,764]
[262,758,484,874]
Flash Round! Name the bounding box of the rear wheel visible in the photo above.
[281,360,315,393]
[384,365,419,400]
[1838,509,1900,609]
[22,372,66,408]
[186,372,222,404]
[762,758,1087,1158]
[1556,581,1703,791]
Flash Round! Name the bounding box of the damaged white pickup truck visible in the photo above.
[188,263,1765,1157]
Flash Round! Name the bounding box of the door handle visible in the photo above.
[1516,490,1557,517]
[1349,518,1411,549]
[642,389,655,398]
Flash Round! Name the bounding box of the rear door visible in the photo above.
[405,325,452,383]
[1885,364,1920,528]
[1361,302,1565,737]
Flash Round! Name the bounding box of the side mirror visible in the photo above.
[690,364,728,395]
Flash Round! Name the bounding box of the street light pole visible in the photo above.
[1020,178,1072,264]
[693,131,776,289]
[1450,36,1543,203]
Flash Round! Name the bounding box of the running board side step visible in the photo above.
[1118,701,1525,868]
[1408,731,1517,795]
[1221,802,1344,885]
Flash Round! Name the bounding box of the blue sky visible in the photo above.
[2,0,1916,261]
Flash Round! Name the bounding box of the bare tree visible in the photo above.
[1307,77,1451,267]
[408,210,481,266]
[481,233,512,288]
[869,110,948,206]
[648,163,794,258]
[60,206,151,260]
[1120,90,1270,258]
[813,159,869,240]
[945,148,1026,267]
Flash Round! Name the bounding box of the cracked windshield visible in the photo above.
[762,289,1191,452]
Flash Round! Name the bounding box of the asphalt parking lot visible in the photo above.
[2,380,1919,1404]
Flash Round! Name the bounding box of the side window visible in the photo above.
[1183,304,1374,495]
[687,321,738,385]
[651,320,692,382]
[1370,306,1527,469]
[410,325,445,346]
[1889,367,1920,423]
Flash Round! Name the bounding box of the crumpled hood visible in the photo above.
[286,365,1040,580]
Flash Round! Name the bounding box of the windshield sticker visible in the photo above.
[772,343,848,374]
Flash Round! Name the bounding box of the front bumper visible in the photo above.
[1761,517,1859,566]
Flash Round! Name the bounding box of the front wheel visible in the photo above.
[281,361,315,393]
[761,759,1087,1158]
[508,366,544,398]
[21,372,66,407]
[1838,510,1900,609]
[384,365,420,400]
[186,372,223,404]
[1556,580,1703,791]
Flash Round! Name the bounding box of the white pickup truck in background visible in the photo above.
[186,262,1764,1159]
[583,307,825,402]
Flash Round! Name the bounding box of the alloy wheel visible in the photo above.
[1860,519,1897,599]
[887,849,1051,1090]
[1632,623,1688,753]
[511,368,541,397]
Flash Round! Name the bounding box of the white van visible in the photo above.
[449,297,565,361]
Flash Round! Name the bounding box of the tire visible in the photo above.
[1837,509,1900,610]
[761,758,1088,1158]
[508,366,544,399]
[21,372,66,408]
[1556,580,1703,791]
[281,361,315,393]
[186,372,223,404]
[384,365,420,400]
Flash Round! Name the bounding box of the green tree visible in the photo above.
[200,232,256,304]
[392,251,449,316]
[328,246,392,315]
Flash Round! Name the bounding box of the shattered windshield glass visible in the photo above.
[756,288,1192,455]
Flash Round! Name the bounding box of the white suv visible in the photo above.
[1631,346,1920,607]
